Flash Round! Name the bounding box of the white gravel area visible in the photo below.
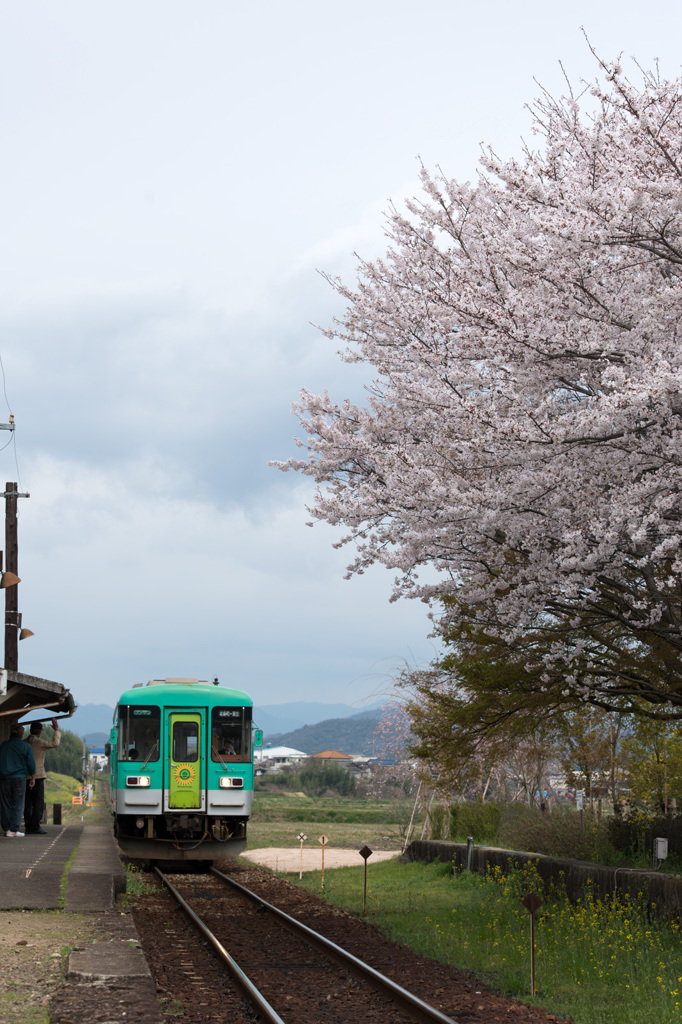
[242,847,401,873]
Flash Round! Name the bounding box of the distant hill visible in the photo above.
[67,699,389,754]
[82,732,109,749]
[68,703,115,738]
[254,700,383,737]
[265,710,384,756]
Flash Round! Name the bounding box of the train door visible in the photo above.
[165,711,205,810]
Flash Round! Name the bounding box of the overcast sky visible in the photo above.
[0,1,680,711]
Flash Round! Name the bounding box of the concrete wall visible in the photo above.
[405,839,682,917]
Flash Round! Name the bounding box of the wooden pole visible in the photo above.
[5,482,18,672]
[521,892,541,997]
[363,857,368,915]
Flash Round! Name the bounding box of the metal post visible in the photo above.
[359,845,373,915]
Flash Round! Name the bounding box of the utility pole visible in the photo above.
[4,481,30,672]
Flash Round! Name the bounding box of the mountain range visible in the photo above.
[66,699,387,749]
[266,708,384,756]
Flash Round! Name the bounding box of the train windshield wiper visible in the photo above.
[141,741,158,771]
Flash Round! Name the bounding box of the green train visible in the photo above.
[107,677,261,861]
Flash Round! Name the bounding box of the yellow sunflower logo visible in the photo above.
[173,763,196,786]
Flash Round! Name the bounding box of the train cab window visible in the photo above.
[173,721,199,762]
[117,706,160,762]
[211,706,252,762]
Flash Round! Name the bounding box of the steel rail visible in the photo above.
[211,867,458,1024]
[153,868,286,1024]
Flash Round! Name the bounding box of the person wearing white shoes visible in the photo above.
[0,724,36,836]
[24,719,60,835]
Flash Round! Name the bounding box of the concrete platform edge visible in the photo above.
[53,823,165,1023]
[64,824,126,912]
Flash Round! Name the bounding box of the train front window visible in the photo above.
[211,706,252,762]
[173,721,199,762]
[117,706,160,762]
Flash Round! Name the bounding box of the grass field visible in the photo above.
[44,773,100,826]
[294,857,682,1024]
[250,791,682,1024]
[248,792,410,850]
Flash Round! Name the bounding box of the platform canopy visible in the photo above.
[0,669,75,741]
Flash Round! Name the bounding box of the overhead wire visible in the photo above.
[0,351,25,493]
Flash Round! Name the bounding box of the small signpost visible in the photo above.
[576,789,584,833]
[359,845,373,915]
[521,891,542,995]
[297,833,307,880]
[318,835,328,889]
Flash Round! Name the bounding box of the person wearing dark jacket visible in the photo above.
[24,720,60,834]
[0,724,36,836]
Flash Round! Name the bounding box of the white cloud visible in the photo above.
[16,455,436,707]
[0,0,680,714]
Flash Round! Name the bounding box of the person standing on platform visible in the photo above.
[0,723,36,837]
[24,719,60,835]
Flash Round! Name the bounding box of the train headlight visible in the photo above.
[126,776,151,787]
[135,817,145,829]
[219,777,243,788]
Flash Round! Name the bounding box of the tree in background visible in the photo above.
[403,665,561,809]
[399,626,629,810]
[620,719,682,811]
[373,700,414,762]
[559,708,626,811]
[279,51,682,718]
[43,727,85,781]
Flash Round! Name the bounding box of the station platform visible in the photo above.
[1,820,164,1023]
[0,822,128,911]
[0,822,83,910]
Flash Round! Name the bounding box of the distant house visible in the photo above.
[255,745,308,771]
[311,750,353,764]
[89,747,107,772]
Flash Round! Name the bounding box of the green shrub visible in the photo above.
[256,762,357,797]
[449,801,502,843]
[298,762,356,796]
[497,803,620,864]
[428,803,449,840]
[448,800,622,864]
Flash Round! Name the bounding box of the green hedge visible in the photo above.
[449,801,502,844]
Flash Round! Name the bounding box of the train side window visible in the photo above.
[211,706,252,762]
[117,706,160,762]
[173,721,199,762]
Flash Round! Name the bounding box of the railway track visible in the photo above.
[153,866,458,1024]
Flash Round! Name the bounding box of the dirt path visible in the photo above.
[241,845,401,872]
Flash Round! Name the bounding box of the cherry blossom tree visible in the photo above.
[278,52,682,716]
